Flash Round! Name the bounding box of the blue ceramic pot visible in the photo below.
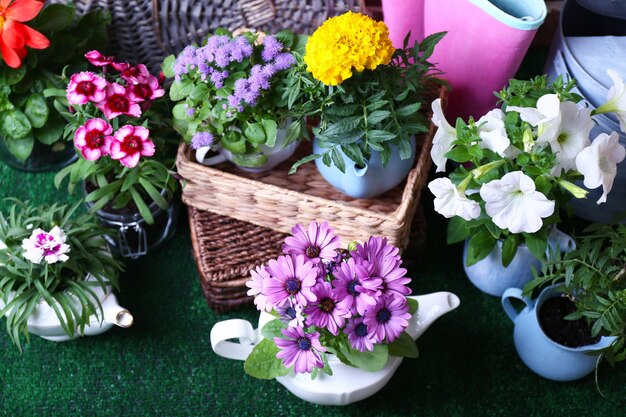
[502,285,617,381]
[463,228,576,297]
[313,137,416,199]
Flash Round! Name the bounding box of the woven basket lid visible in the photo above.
[50,0,364,74]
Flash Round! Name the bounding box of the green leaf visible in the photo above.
[244,123,266,144]
[172,103,190,120]
[4,65,26,86]
[339,342,388,372]
[292,34,308,55]
[289,153,321,174]
[407,298,419,315]
[445,147,471,163]
[3,135,34,161]
[524,233,547,261]
[33,114,64,145]
[244,339,290,380]
[395,103,421,117]
[24,94,49,129]
[367,110,391,126]
[0,109,32,140]
[447,216,469,244]
[367,130,395,142]
[221,130,247,154]
[275,30,294,49]
[130,187,155,225]
[261,119,278,148]
[260,319,285,340]
[466,228,497,266]
[388,332,419,358]
[331,147,346,173]
[501,235,518,267]
[398,139,412,160]
[169,80,194,101]
[32,4,75,34]
[284,119,302,145]
[190,83,210,101]
[419,31,446,60]
[162,55,176,78]
[138,178,169,210]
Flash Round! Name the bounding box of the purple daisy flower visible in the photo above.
[261,35,283,62]
[282,222,341,264]
[191,132,214,150]
[345,317,376,352]
[274,326,326,374]
[276,299,304,327]
[363,294,411,344]
[352,236,401,264]
[352,236,411,297]
[332,258,381,316]
[303,281,351,335]
[263,254,318,307]
[246,265,272,312]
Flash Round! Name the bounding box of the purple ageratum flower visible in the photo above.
[191,132,214,150]
[274,326,326,374]
[186,107,195,117]
[246,265,272,312]
[210,70,229,89]
[261,35,283,62]
[276,299,304,327]
[205,35,230,54]
[272,52,296,71]
[173,45,198,77]
[345,317,376,352]
[231,36,253,62]
[263,254,318,307]
[363,294,411,344]
[283,222,341,264]
[304,281,351,335]
[332,257,381,316]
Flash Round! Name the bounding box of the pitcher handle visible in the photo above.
[210,319,257,361]
[501,288,532,323]
[196,146,227,166]
[548,228,576,254]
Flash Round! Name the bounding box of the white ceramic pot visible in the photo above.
[195,123,299,173]
[210,291,460,405]
[0,274,133,342]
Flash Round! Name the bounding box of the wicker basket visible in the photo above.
[51,0,364,74]
[189,204,427,312]
[177,83,446,252]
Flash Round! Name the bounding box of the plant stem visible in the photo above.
[612,264,626,283]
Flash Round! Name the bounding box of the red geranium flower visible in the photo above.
[0,0,50,69]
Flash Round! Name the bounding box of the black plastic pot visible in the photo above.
[0,138,77,172]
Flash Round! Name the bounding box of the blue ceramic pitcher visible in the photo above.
[313,137,416,199]
[502,285,617,381]
[463,228,576,297]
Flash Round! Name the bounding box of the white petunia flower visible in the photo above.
[476,109,511,157]
[480,171,555,234]
[430,98,457,173]
[508,94,562,143]
[549,101,593,173]
[21,226,71,265]
[575,132,626,204]
[428,178,481,221]
[595,68,626,134]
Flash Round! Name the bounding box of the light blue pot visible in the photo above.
[463,228,576,297]
[502,285,617,381]
[313,137,416,199]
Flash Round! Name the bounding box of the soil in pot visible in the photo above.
[539,295,600,348]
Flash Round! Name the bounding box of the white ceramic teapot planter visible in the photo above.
[0,274,133,342]
[210,292,460,406]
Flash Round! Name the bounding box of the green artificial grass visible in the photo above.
[1,162,625,417]
[1,48,625,416]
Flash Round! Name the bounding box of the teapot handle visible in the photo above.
[547,228,576,254]
[501,288,532,322]
[210,319,257,361]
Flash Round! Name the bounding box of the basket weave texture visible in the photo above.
[50,0,364,74]
[177,83,447,252]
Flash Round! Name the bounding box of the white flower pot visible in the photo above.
[0,274,133,342]
[210,292,460,405]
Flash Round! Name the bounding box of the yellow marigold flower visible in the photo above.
[304,11,395,86]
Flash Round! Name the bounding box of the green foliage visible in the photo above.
[524,224,626,364]
[290,33,445,173]
[0,3,110,160]
[244,338,291,380]
[166,29,305,167]
[0,200,123,351]
[444,75,586,266]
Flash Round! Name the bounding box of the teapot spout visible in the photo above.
[101,294,134,328]
[406,292,460,341]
